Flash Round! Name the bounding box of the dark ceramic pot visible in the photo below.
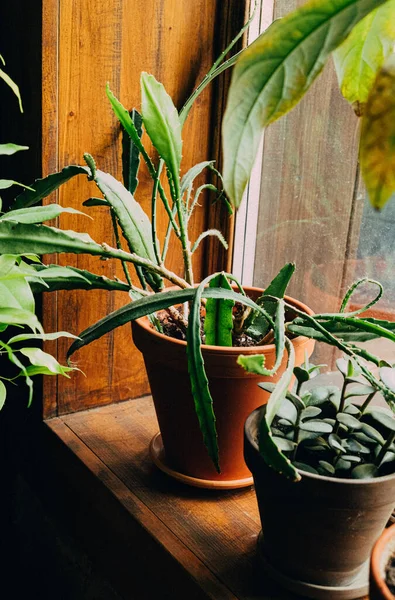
[244,407,395,595]
[132,287,314,487]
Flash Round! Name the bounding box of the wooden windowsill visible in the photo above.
[42,396,367,600]
[43,395,287,599]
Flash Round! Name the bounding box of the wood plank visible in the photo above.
[58,396,298,599]
[252,0,362,367]
[42,0,250,416]
[44,416,235,600]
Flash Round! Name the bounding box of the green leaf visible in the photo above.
[360,53,395,210]
[328,433,346,453]
[351,463,379,478]
[336,413,363,430]
[140,73,182,195]
[277,398,298,425]
[380,366,395,393]
[8,331,78,345]
[258,382,305,411]
[271,436,296,452]
[294,462,318,475]
[259,410,300,481]
[301,406,322,420]
[345,383,376,398]
[83,197,109,207]
[0,179,30,190]
[300,420,333,434]
[344,438,370,454]
[29,265,130,293]
[90,168,163,291]
[13,165,89,209]
[204,273,234,346]
[238,299,285,377]
[0,307,42,332]
[364,407,395,432]
[19,347,73,376]
[222,0,387,207]
[0,67,22,112]
[318,461,335,475]
[0,380,6,410]
[245,263,295,339]
[0,205,89,224]
[191,229,228,255]
[265,337,295,427]
[180,161,215,197]
[333,0,395,113]
[360,422,385,445]
[0,143,29,156]
[186,277,219,471]
[122,109,143,195]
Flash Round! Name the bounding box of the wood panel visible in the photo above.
[252,0,363,367]
[45,395,298,599]
[42,0,247,417]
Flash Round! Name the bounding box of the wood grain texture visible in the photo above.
[42,0,247,415]
[252,0,363,368]
[48,395,302,600]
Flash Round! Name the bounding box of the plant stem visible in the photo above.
[151,162,163,266]
[376,431,395,467]
[334,378,348,435]
[100,243,190,289]
[360,391,377,415]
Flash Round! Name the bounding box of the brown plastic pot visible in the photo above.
[370,524,395,599]
[131,287,315,485]
[244,406,395,596]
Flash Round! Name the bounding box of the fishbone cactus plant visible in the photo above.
[0,0,395,468]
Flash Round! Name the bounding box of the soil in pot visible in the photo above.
[385,556,395,595]
[132,287,315,487]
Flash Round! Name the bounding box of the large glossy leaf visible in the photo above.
[0,307,42,331]
[360,53,395,210]
[13,165,88,209]
[140,73,182,195]
[0,204,88,224]
[204,273,234,346]
[91,168,163,291]
[122,109,143,195]
[222,0,391,207]
[333,0,395,113]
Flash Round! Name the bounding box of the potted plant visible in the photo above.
[0,0,393,486]
[244,282,395,598]
[370,523,395,599]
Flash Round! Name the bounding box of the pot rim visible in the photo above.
[134,286,314,355]
[245,406,395,486]
[371,523,395,600]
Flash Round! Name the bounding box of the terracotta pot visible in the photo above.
[131,286,314,486]
[244,407,395,598]
[370,524,395,599]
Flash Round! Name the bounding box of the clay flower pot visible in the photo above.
[244,407,395,599]
[131,286,314,489]
[370,524,395,599]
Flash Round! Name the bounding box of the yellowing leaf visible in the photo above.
[360,54,395,210]
[222,0,392,208]
[334,0,395,115]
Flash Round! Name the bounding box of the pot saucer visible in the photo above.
[257,533,368,600]
[149,433,254,490]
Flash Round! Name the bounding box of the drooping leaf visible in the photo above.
[0,67,22,112]
[0,307,42,332]
[13,165,88,209]
[0,179,31,190]
[19,347,73,376]
[140,73,182,196]
[203,273,234,346]
[121,109,143,195]
[333,0,395,114]
[360,53,395,210]
[0,204,89,224]
[186,277,219,471]
[222,0,388,207]
[0,380,6,411]
[180,161,215,197]
[8,331,79,345]
[191,229,228,254]
[0,143,29,156]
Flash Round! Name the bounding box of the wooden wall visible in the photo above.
[41,0,247,417]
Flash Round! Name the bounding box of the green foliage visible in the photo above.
[333,0,395,114]
[204,273,234,346]
[222,0,389,207]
